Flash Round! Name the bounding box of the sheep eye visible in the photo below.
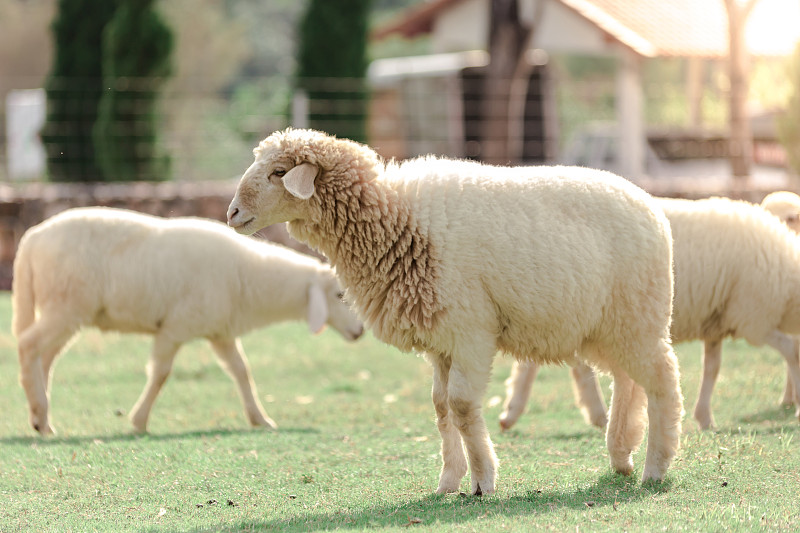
[336,291,345,301]
[272,169,287,178]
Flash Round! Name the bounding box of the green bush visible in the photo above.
[93,0,173,181]
[41,0,121,182]
[296,0,371,142]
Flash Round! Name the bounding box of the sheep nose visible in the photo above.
[227,206,239,225]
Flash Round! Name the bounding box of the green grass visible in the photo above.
[1,292,798,532]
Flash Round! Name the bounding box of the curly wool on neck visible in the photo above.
[289,166,443,351]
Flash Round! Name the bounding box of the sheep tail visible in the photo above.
[11,237,35,338]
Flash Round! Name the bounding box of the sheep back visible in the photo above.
[662,197,800,345]
[17,207,322,341]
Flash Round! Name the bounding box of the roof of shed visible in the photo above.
[372,0,800,58]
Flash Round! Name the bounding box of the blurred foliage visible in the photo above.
[0,1,53,95]
[93,0,174,182]
[642,57,727,128]
[296,0,373,143]
[778,44,800,175]
[41,0,121,182]
[41,0,175,182]
[2,0,795,181]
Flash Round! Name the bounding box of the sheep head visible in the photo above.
[227,128,382,236]
[762,191,800,234]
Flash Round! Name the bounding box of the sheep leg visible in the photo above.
[765,331,800,409]
[209,338,277,430]
[571,362,608,429]
[637,342,683,482]
[694,339,722,430]
[764,331,800,419]
[782,373,796,408]
[428,353,469,494]
[16,316,76,435]
[499,360,538,430]
[605,367,647,476]
[39,343,62,395]
[445,349,497,496]
[129,337,181,433]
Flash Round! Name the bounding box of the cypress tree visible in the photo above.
[41,0,120,182]
[93,0,173,181]
[296,0,372,142]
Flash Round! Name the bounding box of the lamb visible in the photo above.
[500,196,800,432]
[13,206,363,436]
[226,127,683,494]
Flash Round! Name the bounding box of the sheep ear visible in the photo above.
[282,163,319,200]
[307,283,328,335]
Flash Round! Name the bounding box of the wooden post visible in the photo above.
[616,47,645,180]
[724,0,759,193]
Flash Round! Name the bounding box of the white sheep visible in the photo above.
[13,206,363,436]
[761,191,800,406]
[762,191,800,234]
[226,128,683,494]
[500,196,800,431]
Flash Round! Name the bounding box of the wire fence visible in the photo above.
[1,68,794,193]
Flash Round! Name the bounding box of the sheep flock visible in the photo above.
[12,126,800,498]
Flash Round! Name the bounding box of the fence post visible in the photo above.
[292,90,309,129]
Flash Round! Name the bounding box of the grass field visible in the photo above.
[1,292,798,532]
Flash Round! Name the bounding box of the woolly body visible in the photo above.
[13,207,362,435]
[666,197,800,344]
[760,191,800,406]
[501,196,800,431]
[228,128,683,494]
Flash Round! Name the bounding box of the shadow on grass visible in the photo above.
[160,473,672,533]
[0,425,320,446]
[736,404,800,426]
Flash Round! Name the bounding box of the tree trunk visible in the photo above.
[480,0,534,165]
[724,0,758,192]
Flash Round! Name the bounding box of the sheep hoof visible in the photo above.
[471,482,495,496]
[34,423,55,436]
[257,420,278,431]
[435,479,462,495]
[611,458,634,477]
[641,469,664,483]
[693,409,714,431]
[589,413,608,429]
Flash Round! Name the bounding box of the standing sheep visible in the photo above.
[227,128,683,494]
[500,196,800,432]
[13,207,363,436]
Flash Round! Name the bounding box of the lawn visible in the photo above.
[1,292,798,532]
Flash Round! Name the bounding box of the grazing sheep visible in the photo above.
[762,191,800,233]
[500,196,800,432]
[761,191,800,406]
[13,207,363,436]
[227,128,683,493]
